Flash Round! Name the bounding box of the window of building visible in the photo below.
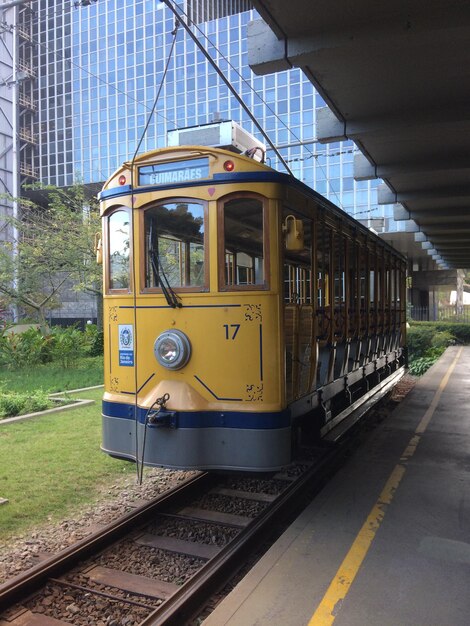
[186,1,253,24]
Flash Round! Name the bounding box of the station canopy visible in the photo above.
[248,0,470,270]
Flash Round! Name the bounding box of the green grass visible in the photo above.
[0,356,103,393]
[0,385,137,542]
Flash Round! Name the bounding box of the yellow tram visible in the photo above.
[99,144,406,471]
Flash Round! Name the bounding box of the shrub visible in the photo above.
[83,324,104,356]
[28,390,53,413]
[49,326,86,368]
[0,393,25,417]
[407,325,458,358]
[407,322,460,376]
[430,330,455,349]
[406,325,435,360]
[408,356,438,376]
[0,325,104,371]
[409,321,470,345]
[0,389,53,418]
[0,327,51,369]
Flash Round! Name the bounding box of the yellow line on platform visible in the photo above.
[308,347,463,626]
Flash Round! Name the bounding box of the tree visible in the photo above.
[0,185,102,331]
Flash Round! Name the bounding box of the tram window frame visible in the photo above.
[316,220,333,310]
[217,192,270,292]
[347,234,359,338]
[105,207,132,294]
[140,198,209,293]
[315,216,335,343]
[377,250,385,307]
[333,230,346,307]
[369,248,376,307]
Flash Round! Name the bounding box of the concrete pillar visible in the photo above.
[456,269,464,316]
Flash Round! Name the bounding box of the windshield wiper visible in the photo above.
[149,247,182,309]
[148,222,182,308]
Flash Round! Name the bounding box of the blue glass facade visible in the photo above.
[35,0,395,230]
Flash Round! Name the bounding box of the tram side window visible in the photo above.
[108,210,130,290]
[283,210,312,303]
[221,196,266,288]
[369,270,375,305]
[144,201,205,289]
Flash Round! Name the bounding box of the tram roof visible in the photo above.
[99,145,405,259]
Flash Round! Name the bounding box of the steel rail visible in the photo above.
[0,375,400,622]
[139,373,402,625]
[139,447,344,626]
[0,472,215,613]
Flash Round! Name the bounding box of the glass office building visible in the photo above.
[33,0,394,232]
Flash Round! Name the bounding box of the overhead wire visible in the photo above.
[129,17,180,484]
[161,0,293,176]
[5,18,178,130]
[165,0,346,207]
[174,4,302,146]
[16,2,378,214]
[5,5,179,181]
[14,1,352,208]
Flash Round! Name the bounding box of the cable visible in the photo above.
[166,2,307,158]
[161,1,347,206]
[15,3,345,203]
[5,21,178,129]
[166,2,344,203]
[174,4,300,146]
[162,0,293,176]
[138,401,157,486]
[6,9,179,182]
[281,147,356,164]
[130,19,179,484]
[18,3,352,205]
[131,19,179,162]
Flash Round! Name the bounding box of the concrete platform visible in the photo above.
[204,346,470,626]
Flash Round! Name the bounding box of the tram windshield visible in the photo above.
[144,201,206,290]
[220,196,266,289]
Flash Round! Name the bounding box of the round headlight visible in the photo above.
[154,330,191,370]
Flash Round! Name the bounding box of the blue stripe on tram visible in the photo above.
[102,400,290,430]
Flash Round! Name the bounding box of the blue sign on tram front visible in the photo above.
[138,157,210,186]
[118,324,134,367]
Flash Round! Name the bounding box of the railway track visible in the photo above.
[0,452,342,626]
[0,382,405,626]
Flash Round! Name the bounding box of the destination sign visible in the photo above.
[138,157,210,186]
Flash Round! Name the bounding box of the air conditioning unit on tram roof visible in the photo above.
[167,120,266,161]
